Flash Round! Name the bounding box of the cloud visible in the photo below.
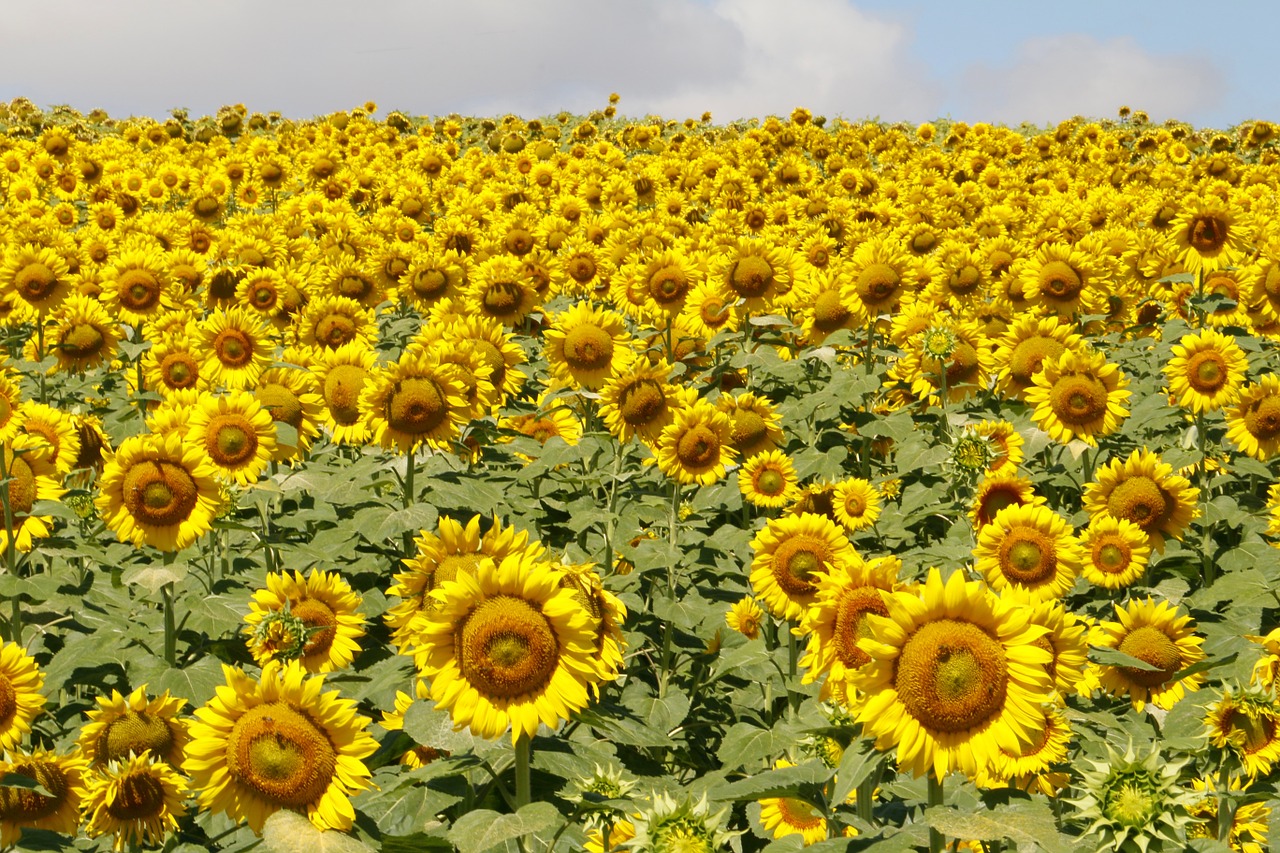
[0,0,939,122]
[954,34,1224,126]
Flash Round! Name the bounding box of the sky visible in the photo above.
[1,0,1276,129]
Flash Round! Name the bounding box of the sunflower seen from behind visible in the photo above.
[851,568,1053,781]
[183,659,377,833]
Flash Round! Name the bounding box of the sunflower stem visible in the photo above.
[162,580,177,666]
[36,321,47,405]
[514,734,531,810]
[403,448,417,555]
[928,773,945,853]
[863,318,875,375]
[1196,411,1214,586]
[786,624,800,714]
[0,447,15,581]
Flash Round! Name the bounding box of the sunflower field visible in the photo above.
[0,94,1279,852]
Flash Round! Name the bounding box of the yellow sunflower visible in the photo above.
[467,255,541,327]
[841,235,910,316]
[297,295,377,353]
[440,315,528,404]
[0,435,66,554]
[1204,687,1280,780]
[599,360,691,445]
[978,705,1072,796]
[0,244,73,320]
[243,569,366,673]
[655,400,737,486]
[717,392,785,460]
[1226,375,1280,461]
[253,367,325,463]
[0,375,23,445]
[359,349,471,452]
[199,306,274,391]
[973,504,1083,603]
[0,640,46,751]
[142,336,208,398]
[1092,597,1205,711]
[852,568,1053,781]
[680,281,743,340]
[412,551,608,743]
[556,560,628,689]
[46,293,121,372]
[0,747,89,846]
[18,400,81,475]
[973,419,1024,475]
[1083,449,1199,552]
[184,659,377,833]
[95,431,222,552]
[83,752,188,852]
[1079,516,1152,590]
[738,449,799,509]
[1019,242,1108,317]
[100,247,174,326]
[726,596,765,640]
[1171,195,1247,274]
[184,390,278,485]
[991,315,1085,400]
[77,684,188,767]
[758,758,829,846]
[1187,777,1270,853]
[1024,348,1130,447]
[750,512,856,622]
[707,238,798,312]
[311,342,378,446]
[543,302,635,391]
[1164,328,1248,413]
[832,478,881,533]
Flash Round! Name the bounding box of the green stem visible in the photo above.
[0,447,16,580]
[403,448,417,555]
[162,581,177,665]
[856,764,878,826]
[36,322,47,405]
[1197,412,1213,586]
[928,773,945,853]
[787,624,800,713]
[514,734,531,809]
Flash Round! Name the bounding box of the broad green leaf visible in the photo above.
[356,775,461,836]
[709,759,831,802]
[828,738,880,808]
[718,722,780,771]
[446,802,560,853]
[1089,645,1159,671]
[121,561,189,595]
[926,800,1072,853]
[402,700,493,755]
[261,809,375,853]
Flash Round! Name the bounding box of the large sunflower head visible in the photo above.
[992,315,1085,400]
[1093,597,1206,711]
[0,640,46,752]
[359,350,471,452]
[1226,374,1280,461]
[244,569,366,673]
[185,390,278,485]
[1024,348,1130,447]
[83,752,188,852]
[737,449,799,509]
[542,302,635,391]
[0,244,73,320]
[77,684,188,767]
[1079,515,1152,590]
[1171,194,1247,274]
[750,512,857,622]
[0,747,89,847]
[1164,328,1248,413]
[654,400,737,486]
[310,342,377,446]
[973,503,1083,602]
[198,306,274,391]
[1203,685,1280,780]
[0,434,66,554]
[1083,449,1199,553]
[716,392,784,461]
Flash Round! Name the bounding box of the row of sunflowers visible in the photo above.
[0,95,1278,851]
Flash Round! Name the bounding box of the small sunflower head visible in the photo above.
[1068,743,1196,852]
[920,325,958,360]
[248,603,318,663]
[952,431,995,474]
[626,792,738,852]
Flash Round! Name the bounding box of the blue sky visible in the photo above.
[1,0,1275,128]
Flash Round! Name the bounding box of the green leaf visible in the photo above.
[121,561,189,595]
[1089,644,1159,671]
[261,809,375,853]
[131,653,227,707]
[926,800,1072,853]
[718,722,780,771]
[402,701,499,756]
[0,772,51,797]
[709,759,832,802]
[379,833,454,852]
[446,802,560,853]
[828,738,880,808]
[356,774,461,836]
[1172,651,1238,683]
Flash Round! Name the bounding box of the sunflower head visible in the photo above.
[625,792,737,853]
[1067,744,1196,852]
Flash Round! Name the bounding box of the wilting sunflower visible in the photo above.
[1204,686,1280,779]
[717,392,785,460]
[1024,349,1130,447]
[77,684,189,767]
[253,367,325,463]
[0,747,89,846]
[311,342,377,445]
[973,504,1083,603]
[83,752,188,852]
[184,390,277,485]
[655,400,737,486]
[992,316,1085,400]
[360,349,470,452]
[1171,194,1247,274]
[799,554,900,706]
[1187,776,1269,853]
[199,306,274,391]
[0,640,46,751]
[1164,328,1248,413]
[832,478,881,532]
[738,449,799,508]
[95,431,222,552]
[750,513,857,622]
[0,435,66,554]
[543,302,634,390]
[184,659,377,833]
[757,758,829,846]
[412,551,607,743]
[969,471,1045,531]
[852,568,1053,781]
[1225,374,1280,461]
[244,569,366,673]
[1079,516,1152,590]
[46,293,121,372]
[726,596,764,640]
[1083,449,1199,552]
[1092,597,1205,711]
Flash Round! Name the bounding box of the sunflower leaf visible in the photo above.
[0,772,51,797]
[120,562,189,595]
[828,738,880,808]
[1088,644,1160,671]
[446,802,560,853]
[262,809,375,853]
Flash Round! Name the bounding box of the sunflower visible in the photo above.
[1204,686,1280,780]
[199,306,274,391]
[397,248,470,310]
[500,399,583,459]
[717,392,785,460]
[0,435,66,554]
[184,390,277,485]
[1187,777,1270,853]
[707,238,797,313]
[100,247,174,326]
[750,512,856,622]
[1024,349,1130,447]
[973,419,1024,474]
[83,752,188,852]
[841,235,910,315]
[1083,449,1199,552]
[253,367,325,463]
[378,684,451,769]
[655,400,737,486]
[77,683,189,767]
[758,758,829,846]
[557,561,628,688]
[973,504,1083,603]
[619,248,704,321]
[360,349,470,452]
[0,640,46,751]
[0,748,89,846]
[298,295,377,353]
[184,659,377,833]
[599,360,691,445]
[680,281,743,340]
[141,336,207,397]
[852,568,1053,781]
[1019,242,1108,317]
[243,569,365,673]
[0,375,22,445]
[440,315,528,404]
[992,315,1085,400]
[1171,194,1247,274]
[1225,375,1280,461]
[412,551,608,743]
[467,255,540,326]
[543,302,635,390]
[1079,516,1152,590]
[0,244,73,320]
[799,554,900,706]
[1164,328,1248,413]
[95,431,222,552]
[726,596,764,640]
[46,293,121,372]
[18,400,81,475]
[311,342,377,445]
[1092,597,1205,711]
[832,478,881,532]
[738,449,799,508]
[979,705,1072,796]
[969,471,1045,531]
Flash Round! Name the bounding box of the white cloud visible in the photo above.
[955,34,1224,126]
